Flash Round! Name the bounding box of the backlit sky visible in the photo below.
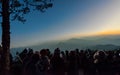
[0,0,120,48]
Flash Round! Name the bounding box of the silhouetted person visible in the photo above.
[36,49,50,75]
[46,49,52,59]
[19,48,28,62]
[79,50,88,75]
[64,50,69,74]
[13,52,23,64]
[68,51,79,75]
[65,50,69,61]
[23,48,34,66]
[24,54,40,75]
[84,50,95,75]
[61,51,66,60]
[11,52,23,75]
[94,51,107,75]
[113,50,120,75]
[50,48,65,75]
[104,51,115,75]
[27,48,34,57]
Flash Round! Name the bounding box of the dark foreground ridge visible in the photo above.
[0,48,120,75]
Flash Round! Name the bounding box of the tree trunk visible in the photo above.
[1,0,10,75]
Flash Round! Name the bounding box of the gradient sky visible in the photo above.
[0,0,120,48]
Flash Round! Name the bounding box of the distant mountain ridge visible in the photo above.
[11,34,120,54]
[90,44,120,50]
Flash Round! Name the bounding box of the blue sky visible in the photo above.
[0,0,120,48]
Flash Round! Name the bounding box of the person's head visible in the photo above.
[94,50,106,59]
[28,48,33,54]
[16,51,19,55]
[54,48,60,57]
[69,51,76,56]
[31,54,39,62]
[23,48,28,54]
[80,50,84,53]
[40,49,47,56]
[61,51,64,55]
[75,48,79,53]
[115,50,120,57]
[99,51,106,57]
[35,51,40,55]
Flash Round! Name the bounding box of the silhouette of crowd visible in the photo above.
[0,48,120,75]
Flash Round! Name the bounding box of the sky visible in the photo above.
[0,0,120,48]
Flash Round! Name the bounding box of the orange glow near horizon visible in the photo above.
[96,30,120,36]
[71,30,120,39]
